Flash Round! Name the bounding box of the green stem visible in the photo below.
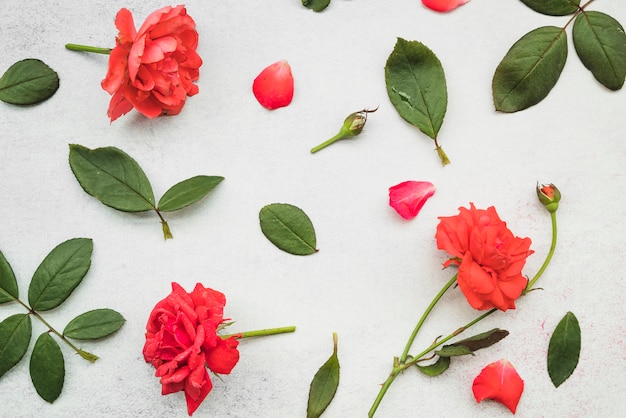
[154,209,173,240]
[222,326,296,339]
[65,43,112,55]
[525,211,557,293]
[434,138,450,166]
[311,132,346,154]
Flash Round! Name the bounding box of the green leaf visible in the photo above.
[493,26,568,112]
[518,0,580,16]
[28,238,93,311]
[0,59,59,105]
[63,309,126,340]
[307,333,340,418]
[0,251,19,304]
[435,344,474,357]
[573,11,626,91]
[0,314,32,378]
[68,144,155,212]
[30,333,64,403]
[450,328,509,352]
[548,311,581,387]
[302,0,330,12]
[385,38,447,140]
[158,175,224,212]
[416,356,450,377]
[259,203,317,255]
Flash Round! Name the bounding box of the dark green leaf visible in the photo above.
[416,356,450,377]
[518,0,580,16]
[307,333,340,418]
[28,238,93,311]
[385,38,447,140]
[158,175,224,212]
[30,333,64,403]
[451,328,509,352]
[493,26,568,112]
[0,59,59,105]
[302,0,330,12]
[0,314,32,378]
[69,144,155,212]
[573,11,626,90]
[0,251,19,304]
[435,345,474,357]
[548,311,581,387]
[259,203,317,255]
[63,309,126,340]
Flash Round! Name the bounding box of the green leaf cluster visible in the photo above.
[0,239,125,403]
[68,144,224,239]
[493,1,626,112]
[0,59,59,105]
[259,203,317,255]
[307,333,340,418]
[547,311,581,387]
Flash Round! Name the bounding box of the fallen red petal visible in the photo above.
[252,60,294,110]
[422,0,470,12]
[472,359,524,414]
[389,181,436,220]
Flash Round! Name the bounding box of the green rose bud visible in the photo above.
[536,183,561,213]
[310,107,377,153]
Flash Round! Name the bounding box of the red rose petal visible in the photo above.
[252,60,294,109]
[389,181,436,220]
[422,0,470,12]
[472,359,524,414]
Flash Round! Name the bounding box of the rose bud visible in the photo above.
[536,183,561,213]
[310,107,377,153]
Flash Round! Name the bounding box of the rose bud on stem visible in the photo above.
[310,107,378,153]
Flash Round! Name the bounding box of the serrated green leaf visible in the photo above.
[0,59,59,105]
[302,0,330,12]
[158,175,224,212]
[30,333,64,403]
[259,203,317,255]
[69,144,155,212]
[416,356,450,377]
[518,0,580,16]
[385,38,447,140]
[493,26,568,112]
[548,311,581,387]
[63,309,126,340]
[0,251,19,304]
[0,314,32,378]
[28,238,92,311]
[307,333,339,418]
[451,328,509,352]
[435,344,474,357]
[573,11,626,91]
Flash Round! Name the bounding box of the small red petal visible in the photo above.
[422,0,470,12]
[389,181,436,220]
[252,60,294,110]
[472,359,524,414]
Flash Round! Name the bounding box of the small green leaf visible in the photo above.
[0,251,19,304]
[307,333,340,418]
[451,328,509,352]
[518,0,580,16]
[259,203,317,255]
[30,333,64,403]
[63,309,126,340]
[302,0,330,12]
[69,144,155,212]
[28,238,93,311]
[435,344,474,357]
[385,38,447,140]
[0,314,32,378]
[158,175,224,212]
[493,26,568,112]
[416,356,450,377]
[548,311,581,387]
[573,11,626,91]
[0,59,59,105]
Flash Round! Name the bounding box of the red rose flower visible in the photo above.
[435,203,533,311]
[143,283,239,416]
[472,359,524,414]
[101,6,202,122]
[252,60,294,109]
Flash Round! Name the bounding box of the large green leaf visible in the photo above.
[573,11,626,91]
[385,38,447,140]
[307,333,340,418]
[259,203,317,255]
[0,314,32,378]
[158,175,224,212]
[0,251,19,304]
[302,0,330,12]
[0,59,59,105]
[493,26,568,112]
[28,238,93,311]
[63,309,126,340]
[547,311,581,387]
[518,0,580,16]
[69,144,155,212]
[30,333,64,403]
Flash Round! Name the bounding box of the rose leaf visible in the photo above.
[450,328,509,352]
[0,314,32,378]
[158,175,224,212]
[28,238,93,311]
[259,203,317,255]
[0,59,59,105]
[307,333,340,418]
[63,309,126,340]
[302,0,330,12]
[547,311,581,387]
[416,356,451,377]
[518,0,580,16]
[0,251,19,304]
[30,333,64,403]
